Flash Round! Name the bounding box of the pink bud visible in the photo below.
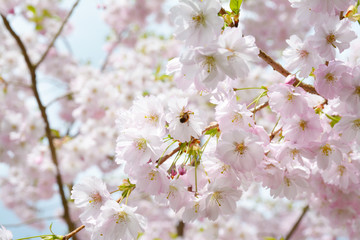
[284,74,296,85]
[178,164,186,175]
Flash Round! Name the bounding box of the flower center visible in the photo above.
[355,86,360,96]
[284,177,291,187]
[116,211,128,224]
[203,56,216,73]
[338,165,346,176]
[325,73,336,83]
[298,49,309,58]
[192,12,205,26]
[326,33,337,48]
[135,138,147,151]
[212,191,223,206]
[353,119,360,129]
[89,192,102,204]
[234,142,247,155]
[321,144,332,156]
[299,120,307,131]
[145,114,159,124]
[148,170,158,181]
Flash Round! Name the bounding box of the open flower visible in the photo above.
[170,0,223,46]
[216,129,264,172]
[92,200,145,240]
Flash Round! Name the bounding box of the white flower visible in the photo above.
[311,17,356,60]
[170,0,223,46]
[0,225,12,240]
[166,97,204,142]
[205,178,242,220]
[218,28,258,80]
[116,128,163,166]
[71,176,111,226]
[216,129,264,172]
[92,200,145,240]
[283,35,322,78]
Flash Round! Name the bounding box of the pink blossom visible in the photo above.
[339,66,360,114]
[311,17,356,60]
[268,83,310,118]
[133,164,169,195]
[71,176,112,225]
[321,160,359,190]
[334,115,360,143]
[314,61,348,99]
[216,129,264,172]
[269,167,309,200]
[92,200,145,240]
[166,97,204,142]
[283,35,322,78]
[205,178,242,221]
[282,111,323,146]
[218,27,258,80]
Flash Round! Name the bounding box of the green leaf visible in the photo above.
[51,129,60,138]
[230,0,243,14]
[26,5,37,15]
[325,114,341,128]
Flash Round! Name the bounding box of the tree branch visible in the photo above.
[1,13,77,238]
[285,205,309,240]
[258,50,319,95]
[34,0,81,69]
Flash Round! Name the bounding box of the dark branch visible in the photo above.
[34,0,80,69]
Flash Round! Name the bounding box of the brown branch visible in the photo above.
[285,205,309,240]
[157,145,181,166]
[176,221,185,237]
[63,225,85,240]
[258,50,319,95]
[251,101,269,114]
[34,0,80,69]
[1,14,77,238]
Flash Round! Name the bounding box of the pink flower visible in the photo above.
[116,128,163,167]
[133,164,169,195]
[334,115,360,143]
[321,160,359,190]
[314,61,348,99]
[283,35,322,78]
[269,167,309,200]
[166,97,204,142]
[218,28,258,80]
[339,66,360,114]
[216,129,264,172]
[268,83,310,118]
[71,176,112,226]
[215,94,254,132]
[180,45,227,91]
[282,111,323,146]
[311,17,356,60]
[92,200,145,240]
[170,0,223,46]
[205,178,242,220]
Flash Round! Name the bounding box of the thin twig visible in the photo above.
[1,13,77,238]
[63,225,85,240]
[34,0,81,69]
[258,50,319,95]
[250,101,269,113]
[285,205,310,240]
[157,146,181,166]
[46,92,73,107]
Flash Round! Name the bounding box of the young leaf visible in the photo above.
[230,0,243,14]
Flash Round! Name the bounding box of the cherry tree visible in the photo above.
[1,0,360,239]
